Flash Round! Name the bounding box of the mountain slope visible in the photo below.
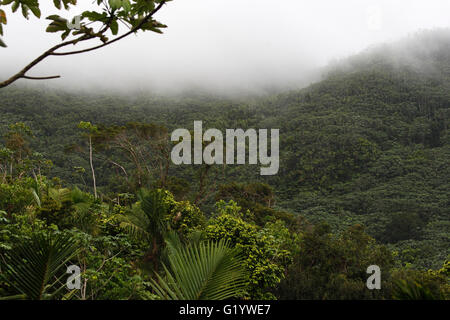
[0,30,449,269]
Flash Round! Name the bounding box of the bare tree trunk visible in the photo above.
[89,135,97,199]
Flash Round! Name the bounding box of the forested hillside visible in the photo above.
[0,30,449,300]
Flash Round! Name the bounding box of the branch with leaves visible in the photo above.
[0,0,170,88]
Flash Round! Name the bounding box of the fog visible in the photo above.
[1,0,450,95]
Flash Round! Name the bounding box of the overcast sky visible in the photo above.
[1,0,450,94]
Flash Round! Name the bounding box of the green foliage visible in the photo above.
[216,182,297,227]
[0,178,34,213]
[392,279,442,300]
[37,187,73,225]
[389,259,449,300]
[1,38,447,269]
[382,212,425,243]
[166,200,206,237]
[205,201,288,299]
[0,0,170,47]
[0,30,449,300]
[0,232,79,300]
[117,188,170,241]
[77,121,98,133]
[276,224,394,299]
[67,230,151,300]
[150,234,247,300]
[0,0,74,45]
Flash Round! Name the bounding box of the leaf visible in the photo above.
[31,188,41,207]
[0,232,79,300]
[150,234,247,300]
[61,29,71,40]
[52,0,77,11]
[0,9,7,24]
[53,0,62,10]
[122,0,132,12]
[0,37,6,48]
[29,5,41,18]
[110,19,119,35]
[11,1,19,13]
[46,15,67,23]
[81,11,108,23]
[108,0,122,10]
[21,4,29,19]
[45,16,69,33]
[46,22,68,33]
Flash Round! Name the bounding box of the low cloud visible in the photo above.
[1,0,450,95]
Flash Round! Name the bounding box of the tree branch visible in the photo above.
[0,1,167,89]
[22,75,61,80]
[52,1,166,56]
[0,34,92,88]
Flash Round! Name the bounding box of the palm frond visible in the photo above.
[150,235,247,300]
[139,189,169,237]
[69,202,102,235]
[48,188,72,205]
[70,187,91,204]
[1,232,79,300]
[115,189,170,242]
[119,220,150,241]
[31,188,41,208]
[392,280,442,300]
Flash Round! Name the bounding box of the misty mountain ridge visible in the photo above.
[0,29,449,270]
[325,29,450,80]
[3,29,450,98]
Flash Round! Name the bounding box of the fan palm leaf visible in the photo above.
[0,232,79,300]
[150,235,247,300]
[392,279,442,300]
[138,189,169,238]
[115,189,169,241]
[48,188,72,205]
[31,188,41,208]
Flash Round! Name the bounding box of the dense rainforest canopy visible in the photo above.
[0,30,448,300]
